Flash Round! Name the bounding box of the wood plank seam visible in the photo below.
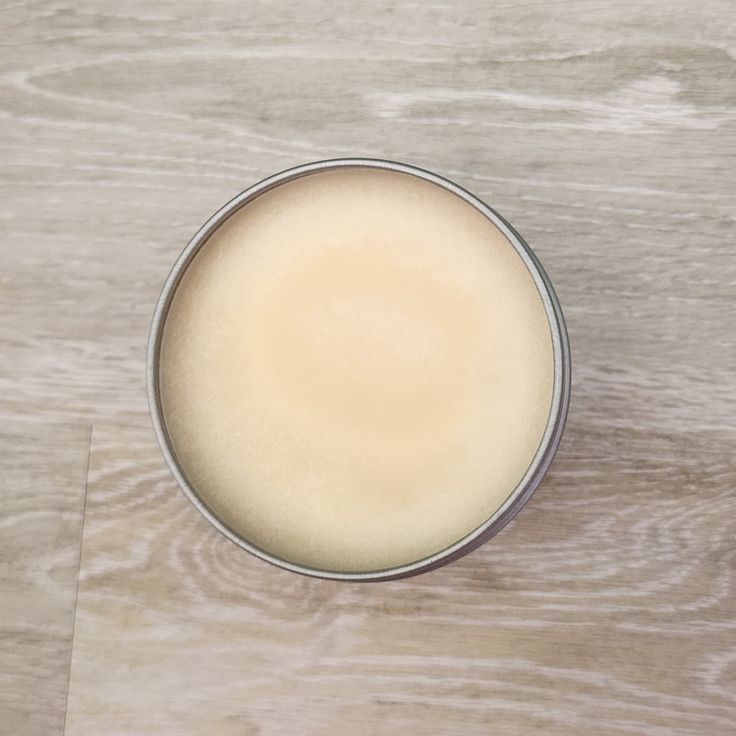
[61,424,93,736]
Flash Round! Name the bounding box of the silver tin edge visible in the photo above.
[147,158,572,582]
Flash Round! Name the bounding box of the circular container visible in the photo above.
[147,158,571,581]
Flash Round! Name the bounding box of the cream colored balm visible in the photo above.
[159,166,555,573]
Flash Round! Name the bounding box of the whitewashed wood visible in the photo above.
[1,0,734,430]
[64,421,736,735]
[1,0,735,733]
[0,424,90,736]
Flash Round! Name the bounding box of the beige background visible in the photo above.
[1,1,735,734]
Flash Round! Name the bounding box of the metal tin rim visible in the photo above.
[147,158,571,581]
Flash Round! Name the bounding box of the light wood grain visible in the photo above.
[64,421,736,736]
[1,0,735,733]
[0,424,90,736]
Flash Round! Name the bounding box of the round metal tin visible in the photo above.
[147,158,571,581]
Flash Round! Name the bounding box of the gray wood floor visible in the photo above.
[2,2,735,734]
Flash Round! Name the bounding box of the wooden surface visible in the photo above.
[1,1,735,734]
[0,425,90,735]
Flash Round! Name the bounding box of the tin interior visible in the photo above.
[147,158,571,581]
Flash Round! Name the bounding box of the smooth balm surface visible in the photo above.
[160,168,554,572]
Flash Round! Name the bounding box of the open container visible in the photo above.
[147,158,571,581]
